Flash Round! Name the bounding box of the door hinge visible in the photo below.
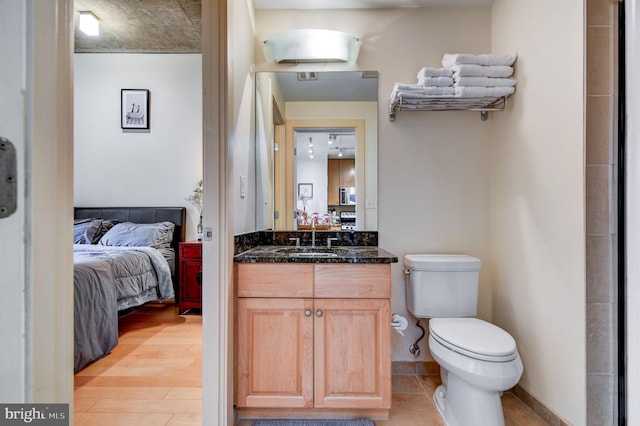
[0,137,17,218]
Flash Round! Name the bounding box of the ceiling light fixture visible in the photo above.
[328,134,336,144]
[264,29,360,64]
[79,11,100,36]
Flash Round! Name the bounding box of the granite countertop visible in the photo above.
[234,245,399,264]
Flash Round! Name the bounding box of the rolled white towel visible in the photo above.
[418,76,454,87]
[454,86,515,98]
[393,82,426,92]
[417,86,455,96]
[417,67,453,79]
[442,52,518,67]
[453,76,517,87]
[451,64,514,78]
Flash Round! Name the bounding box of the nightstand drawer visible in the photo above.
[180,244,202,259]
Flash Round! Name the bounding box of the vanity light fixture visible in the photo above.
[264,29,360,64]
[79,11,100,36]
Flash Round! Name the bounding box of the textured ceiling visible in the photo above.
[254,0,493,8]
[74,0,493,54]
[74,0,201,53]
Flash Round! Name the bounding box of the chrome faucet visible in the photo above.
[327,237,338,249]
[289,237,300,247]
[311,220,316,248]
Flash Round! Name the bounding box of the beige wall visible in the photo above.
[74,54,204,240]
[249,4,588,423]
[491,0,586,424]
[230,0,257,235]
[256,7,494,363]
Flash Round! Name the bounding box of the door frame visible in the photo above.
[284,119,365,230]
[18,1,232,425]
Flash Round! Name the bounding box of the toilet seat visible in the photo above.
[429,317,517,362]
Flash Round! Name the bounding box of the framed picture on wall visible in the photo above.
[121,89,150,130]
[298,183,313,200]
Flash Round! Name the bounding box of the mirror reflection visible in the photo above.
[255,71,378,231]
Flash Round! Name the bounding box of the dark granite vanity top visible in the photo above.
[234,245,398,264]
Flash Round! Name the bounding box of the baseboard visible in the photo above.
[512,385,572,426]
[391,360,439,376]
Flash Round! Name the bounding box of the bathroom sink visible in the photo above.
[288,252,338,258]
[276,247,351,256]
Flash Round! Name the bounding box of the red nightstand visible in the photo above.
[178,241,202,314]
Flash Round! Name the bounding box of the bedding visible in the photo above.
[72,207,185,373]
[73,244,175,372]
[98,221,175,249]
[73,218,103,244]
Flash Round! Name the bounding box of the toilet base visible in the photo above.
[432,378,505,426]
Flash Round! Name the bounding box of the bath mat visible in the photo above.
[252,419,375,426]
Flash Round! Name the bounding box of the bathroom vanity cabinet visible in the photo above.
[235,263,391,419]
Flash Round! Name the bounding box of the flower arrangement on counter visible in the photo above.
[186,179,203,238]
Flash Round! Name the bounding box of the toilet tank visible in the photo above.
[404,254,481,318]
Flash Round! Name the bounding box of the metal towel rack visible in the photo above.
[388,95,508,122]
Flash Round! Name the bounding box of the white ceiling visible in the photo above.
[254,0,493,9]
[295,130,356,160]
[275,72,378,102]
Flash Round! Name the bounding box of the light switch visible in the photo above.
[240,175,247,198]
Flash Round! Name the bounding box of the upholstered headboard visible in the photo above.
[74,207,187,252]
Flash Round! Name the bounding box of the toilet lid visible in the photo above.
[429,318,517,362]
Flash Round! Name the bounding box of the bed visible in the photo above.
[73,207,186,373]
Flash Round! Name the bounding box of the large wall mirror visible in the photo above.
[255,71,378,232]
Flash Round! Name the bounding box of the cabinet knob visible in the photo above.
[305,310,312,317]
[316,310,323,317]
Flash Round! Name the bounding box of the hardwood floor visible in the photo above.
[74,303,548,426]
[74,303,202,425]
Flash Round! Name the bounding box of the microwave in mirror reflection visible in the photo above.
[340,187,356,205]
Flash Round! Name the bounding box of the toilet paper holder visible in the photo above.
[391,313,408,336]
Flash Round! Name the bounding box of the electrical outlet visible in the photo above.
[366,199,377,208]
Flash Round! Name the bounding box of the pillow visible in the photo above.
[73,219,103,244]
[94,218,119,242]
[98,221,175,249]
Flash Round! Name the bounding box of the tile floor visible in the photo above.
[74,303,548,425]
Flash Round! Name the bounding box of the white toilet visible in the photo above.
[404,254,523,426]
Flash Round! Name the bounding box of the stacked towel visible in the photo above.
[417,67,453,78]
[442,52,518,67]
[418,76,454,87]
[389,82,455,104]
[444,52,517,98]
[414,67,455,100]
[389,52,518,105]
[450,64,514,79]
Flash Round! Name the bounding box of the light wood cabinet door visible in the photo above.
[340,159,355,188]
[313,298,391,409]
[236,298,314,408]
[327,159,341,205]
[327,159,356,205]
